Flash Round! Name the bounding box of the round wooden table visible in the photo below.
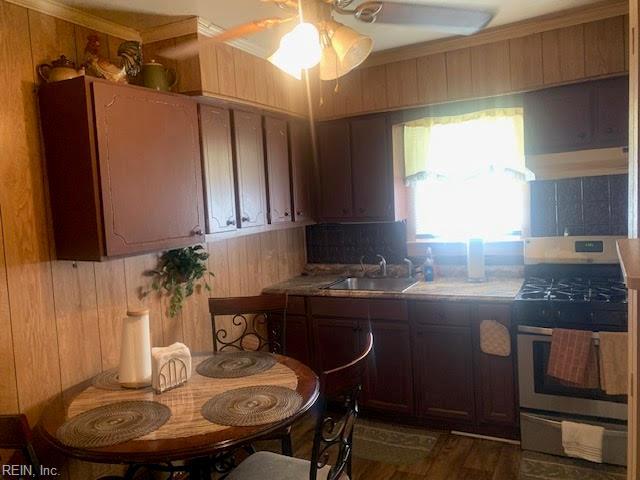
[38,354,319,472]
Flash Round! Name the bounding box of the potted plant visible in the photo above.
[143,245,213,317]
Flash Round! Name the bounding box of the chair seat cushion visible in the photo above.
[226,451,334,480]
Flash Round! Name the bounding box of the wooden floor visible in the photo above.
[257,411,522,480]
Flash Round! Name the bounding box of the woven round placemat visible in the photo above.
[92,369,151,392]
[56,401,171,448]
[201,385,303,427]
[196,351,276,379]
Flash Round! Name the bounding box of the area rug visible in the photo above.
[352,419,440,465]
[520,450,626,480]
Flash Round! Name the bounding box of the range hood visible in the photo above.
[526,147,628,180]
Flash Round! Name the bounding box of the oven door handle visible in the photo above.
[517,325,601,341]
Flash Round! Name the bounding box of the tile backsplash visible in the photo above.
[530,174,627,237]
[306,222,407,264]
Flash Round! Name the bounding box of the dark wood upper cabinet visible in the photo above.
[39,77,205,261]
[289,120,314,222]
[199,105,237,233]
[350,115,394,220]
[524,76,628,154]
[473,304,517,427]
[595,76,629,147]
[316,120,353,219]
[264,116,292,224]
[233,110,267,228]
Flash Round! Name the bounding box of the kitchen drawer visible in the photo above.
[369,299,408,321]
[287,296,306,315]
[520,412,627,466]
[410,301,470,326]
[309,297,369,319]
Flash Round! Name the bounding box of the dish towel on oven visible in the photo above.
[599,332,628,395]
[561,420,604,463]
[547,328,599,388]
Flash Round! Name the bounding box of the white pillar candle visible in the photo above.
[118,308,152,388]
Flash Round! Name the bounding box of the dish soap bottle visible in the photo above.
[423,247,435,282]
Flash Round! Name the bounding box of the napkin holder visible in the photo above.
[152,342,192,393]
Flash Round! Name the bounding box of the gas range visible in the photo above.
[514,238,628,331]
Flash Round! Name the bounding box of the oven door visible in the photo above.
[517,325,627,421]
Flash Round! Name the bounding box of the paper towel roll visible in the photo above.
[118,308,152,388]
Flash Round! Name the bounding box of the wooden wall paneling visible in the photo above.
[51,261,102,389]
[175,34,202,93]
[123,254,164,347]
[337,69,363,115]
[244,234,264,295]
[226,236,249,296]
[94,259,129,369]
[416,53,448,104]
[233,48,257,102]
[27,10,77,67]
[259,231,280,287]
[1,1,60,422]
[445,48,473,100]
[180,271,213,353]
[208,240,231,298]
[0,207,18,414]
[318,79,337,118]
[361,64,388,112]
[386,58,419,108]
[542,24,586,84]
[266,62,283,109]
[471,40,512,96]
[624,14,630,72]
[254,57,269,105]
[584,16,626,76]
[197,34,220,94]
[509,34,544,91]
[106,35,126,68]
[74,25,109,67]
[216,43,237,97]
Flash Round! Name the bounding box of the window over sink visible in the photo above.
[404,107,530,241]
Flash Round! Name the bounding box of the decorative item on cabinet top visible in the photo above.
[37,55,85,83]
[82,35,141,84]
[142,60,177,92]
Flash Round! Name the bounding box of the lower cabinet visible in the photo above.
[413,323,475,422]
[281,295,517,438]
[364,319,414,414]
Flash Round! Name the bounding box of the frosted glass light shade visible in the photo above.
[269,22,322,79]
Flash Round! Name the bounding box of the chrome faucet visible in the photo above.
[376,254,387,277]
[403,258,414,279]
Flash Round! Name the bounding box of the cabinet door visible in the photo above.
[289,120,314,222]
[473,304,517,427]
[199,105,237,233]
[414,324,475,422]
[92,82,205,256]
[524,83,595,154]
[595,76,629,148]
[264,116,292,224]
[316,121,353,219]
[313,317,360,372]
[363,319,414,414]
[233,110,266,228]
[285,314,312,366]
[350,115,394,220]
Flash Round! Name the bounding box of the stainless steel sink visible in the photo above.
[325,277,418,292]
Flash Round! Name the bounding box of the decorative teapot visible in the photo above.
[142,60,177,91]
[37,55,84,83]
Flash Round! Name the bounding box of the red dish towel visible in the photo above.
[547,329,595,386]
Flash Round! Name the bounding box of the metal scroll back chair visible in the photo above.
[209,294,288,354]
[226,332,375,480]
[208,294,292,456]
[0,414,41,479]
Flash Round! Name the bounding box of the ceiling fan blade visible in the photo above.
[355,2,494,36]
[161,16,296,59]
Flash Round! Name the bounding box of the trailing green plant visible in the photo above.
[143,245,214,317]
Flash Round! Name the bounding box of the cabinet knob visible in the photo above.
[226,219,236,226]
[606,127,614,134]
[192,228,203,236]
[284,212,289,217]
[241,216,250,223]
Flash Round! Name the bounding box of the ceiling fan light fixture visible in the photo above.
[269,21,322,79]
[326,21,373,73]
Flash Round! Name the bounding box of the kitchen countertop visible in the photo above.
[262,274,524,303]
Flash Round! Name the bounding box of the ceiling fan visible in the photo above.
[162,0,494,80]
